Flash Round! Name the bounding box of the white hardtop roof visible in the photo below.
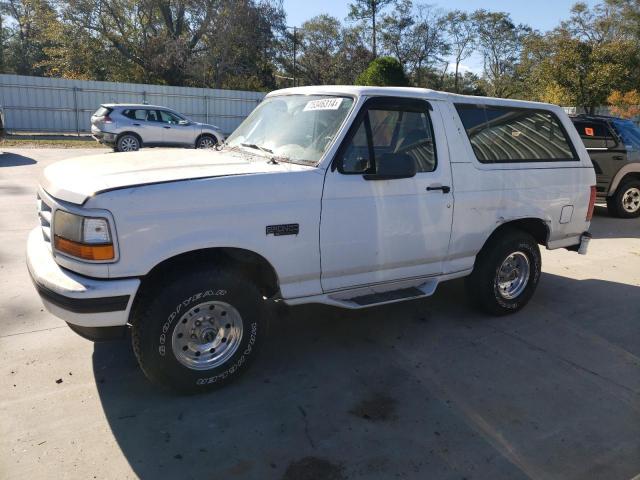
[268,85,561,111]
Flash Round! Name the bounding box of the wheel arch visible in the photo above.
[117,131,143,146]
[483,217,550,249]
[195,132,219,147]
[608,164,640,196]
[132,247,280,316]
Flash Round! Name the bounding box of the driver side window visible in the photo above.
[338,99,437,174]
[158,110,182,124]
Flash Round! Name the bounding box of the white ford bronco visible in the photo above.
[28,86,596,393]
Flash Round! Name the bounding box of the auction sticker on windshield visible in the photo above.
[304,98,344,111]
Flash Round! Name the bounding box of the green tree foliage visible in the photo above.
[1,0,59,75]
[287,15,370,86]
[444,10,476,93]
[520,2,640,112]
[355,56,409,86]
[379,1,449,87]
[0,0,639,107]
[472,10,531,98]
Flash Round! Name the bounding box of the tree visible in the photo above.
[563,1,625,44]
[286,15,341,85]
[347,0,395,57]
[608,90,640,118]
[380,0,415,68]
[336,24,374,84]
[355,55,409,86]
[520,30,636,112]
[58,0,217,86]
[202,0,286,90]
[1,0,60,76]
[472,10,530,97]
[380,2,448,87]
[410,4,449,87]
[444,10,476,93]
[57,0,285,88]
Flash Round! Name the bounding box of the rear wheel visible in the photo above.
[607,178,640,218]
[465,228,541,315]
[131,267,265,393]
[116,134,140,152]
[196,134,217,149]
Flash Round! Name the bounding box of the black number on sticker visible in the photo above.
[266,224,299,236]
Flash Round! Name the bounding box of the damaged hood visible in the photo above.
[41,148,314,204]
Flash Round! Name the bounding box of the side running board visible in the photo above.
[329,280,439,309]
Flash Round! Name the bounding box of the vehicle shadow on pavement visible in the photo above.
[92,273,640,480]
[590,206,640,239]
[0,152,37,167]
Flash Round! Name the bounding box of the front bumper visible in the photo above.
[26,227,140,329]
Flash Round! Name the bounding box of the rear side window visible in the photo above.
[93,106,112,117]
[455,104,578,163]
[572,121,615,149]
[612,119,640,152]
[122,109,147,121]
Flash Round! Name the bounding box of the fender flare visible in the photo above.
[608,163,640,196]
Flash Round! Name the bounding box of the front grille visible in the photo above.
[37,192,53,244]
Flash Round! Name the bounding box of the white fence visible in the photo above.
[0,74,265,135]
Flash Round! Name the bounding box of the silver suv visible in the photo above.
[91,104,225,152]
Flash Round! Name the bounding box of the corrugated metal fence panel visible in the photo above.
[0,74,265,135]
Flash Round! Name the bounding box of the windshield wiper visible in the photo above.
[241,143,274,154]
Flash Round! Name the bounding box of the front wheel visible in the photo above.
[131,268,265,393]
[196,134,218,149]
[607,178,640,218]
[465,229,541,315]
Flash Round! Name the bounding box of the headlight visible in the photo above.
[53,211,115,261]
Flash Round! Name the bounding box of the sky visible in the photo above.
[282,0,600,72]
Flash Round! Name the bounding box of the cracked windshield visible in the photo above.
[226,95,355,164]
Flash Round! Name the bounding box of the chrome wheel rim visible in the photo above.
[622,187,640,213]
[496,251,530,300]
[198,137,216,149]
[120,137,139,151]
[171,301,243,371]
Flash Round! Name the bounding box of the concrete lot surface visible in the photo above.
[1,148,640,480]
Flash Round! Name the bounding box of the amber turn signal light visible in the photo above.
[54,235,115,261]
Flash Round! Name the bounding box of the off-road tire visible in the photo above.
[115,134,141,152]
[606,178,640,218]
[465,228,541,316]
[131,267,265,394]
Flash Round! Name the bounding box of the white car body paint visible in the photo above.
[27,86,596,331]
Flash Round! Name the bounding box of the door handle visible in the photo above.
[163,126,171,129]
[427,185,451,193]
[613,155,624,161]
[132,123,140,126]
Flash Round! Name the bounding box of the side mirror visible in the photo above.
[363,153,416,181]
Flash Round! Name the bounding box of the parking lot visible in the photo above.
[1,147,639,480]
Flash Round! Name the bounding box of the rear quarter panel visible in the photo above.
[440,101,595,273]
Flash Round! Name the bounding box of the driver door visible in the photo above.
[158,110,196,146]
[320,97,454,292]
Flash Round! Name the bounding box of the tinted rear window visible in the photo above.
[94,106,112,117]
[456,104,578,163]
[572,120,615,149]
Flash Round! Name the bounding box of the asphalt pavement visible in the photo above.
[1,148,639,480]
